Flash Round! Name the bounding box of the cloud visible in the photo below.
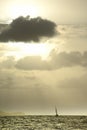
[0,55,87,114]
[0,24,8,33]
[1,51,87,70]
[1,56,15,69]
[0,16,57,42]
[15,56,51,70]
[58,25,87,38]
[50,51,82,68]
[15,51,87,70]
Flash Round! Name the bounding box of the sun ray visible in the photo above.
[5,42,55,60]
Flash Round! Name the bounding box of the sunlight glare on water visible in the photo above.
[0,115,87,130]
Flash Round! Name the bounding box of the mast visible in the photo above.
[55,107,58,117]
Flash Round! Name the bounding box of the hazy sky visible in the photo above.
[0,0,87,115]
[0,0,87,24]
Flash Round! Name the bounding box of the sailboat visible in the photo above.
[55,107,58,117]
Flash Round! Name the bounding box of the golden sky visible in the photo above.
[0,0,87,115]
[0,0,87,24]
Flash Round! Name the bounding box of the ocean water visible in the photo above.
[0,115,87,130]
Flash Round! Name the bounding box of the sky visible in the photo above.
[0,0,87,115]
[0,0,87,24]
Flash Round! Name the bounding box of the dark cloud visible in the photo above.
[0,16,57,42]
[0,24,8,33]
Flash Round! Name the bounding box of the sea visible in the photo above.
[0,115,87,130]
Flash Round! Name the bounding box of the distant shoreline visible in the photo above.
[0,114,87,117]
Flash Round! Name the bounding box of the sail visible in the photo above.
[55,107,58,116]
